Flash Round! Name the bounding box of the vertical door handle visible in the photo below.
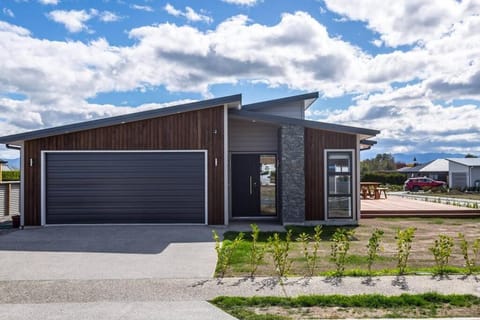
[249,176,253,195]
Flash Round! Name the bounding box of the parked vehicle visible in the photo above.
[404,177,446,192]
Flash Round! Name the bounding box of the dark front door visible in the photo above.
[232,154,261,217]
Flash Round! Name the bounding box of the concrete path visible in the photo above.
[1,276,479,305]
[0,301,237,320]
[0,226,217,280]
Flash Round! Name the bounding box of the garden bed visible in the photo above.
[217,218,480,277]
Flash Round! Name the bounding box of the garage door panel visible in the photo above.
[45,151,206,224]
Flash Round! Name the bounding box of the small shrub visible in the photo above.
[430,234,454,275]
[297,225,323,277]
[248,224,265,277]
[395,227,416,275]
[213,230,244,278]
[330,228,355,277]
[268,230,293,278]
[458,233,480,274]
[2,170,20,181]
[366,229,384,276]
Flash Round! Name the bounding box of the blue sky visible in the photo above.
[0,0,479,160]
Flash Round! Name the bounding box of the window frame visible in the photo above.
[324,149,356,220]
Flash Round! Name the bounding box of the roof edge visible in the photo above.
[230,110,380,137]
[0,94,241,144]
[242,92,319,111]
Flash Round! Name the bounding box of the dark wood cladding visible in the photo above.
[24,106,225,226]
[304,128,357,221]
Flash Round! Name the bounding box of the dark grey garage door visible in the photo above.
[45,152,206,224]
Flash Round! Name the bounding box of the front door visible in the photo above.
[231,154,277,217]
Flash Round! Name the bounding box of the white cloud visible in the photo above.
[99,11,121,22]
[47,9,94,32]
[38,0,59,5]
[47,9,121,32]
[222,0,261,6]
[323,0,480,47]
[3,8,14,18]
[130,4,153,12]
[164,3,212,23]
[1,6,480,156]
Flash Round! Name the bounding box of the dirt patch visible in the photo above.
[250,304,480,319]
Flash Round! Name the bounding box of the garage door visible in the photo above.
[44,151,206,224]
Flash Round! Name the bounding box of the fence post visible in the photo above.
[6,183,11,216]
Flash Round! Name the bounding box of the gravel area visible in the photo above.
[1,276,479,304]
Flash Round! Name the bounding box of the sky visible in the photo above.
[0,0,479,161]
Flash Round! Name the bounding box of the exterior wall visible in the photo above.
[279,125,305,223]
[304,128,357,221]
[228,118,278,152]
[448,162,469,188]
[23,106,225,226]
[0,182,20,216]
[472,167,480,187]
[249,101,304,119]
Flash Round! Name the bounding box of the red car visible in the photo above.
[404,177,446,192]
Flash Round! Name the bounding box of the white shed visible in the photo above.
[446,158,480,189]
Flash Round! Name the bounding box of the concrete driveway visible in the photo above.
[0,225,218,281]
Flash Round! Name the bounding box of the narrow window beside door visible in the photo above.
[326,151,353,219]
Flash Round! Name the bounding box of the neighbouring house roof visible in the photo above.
[447,158,480,167]
[0,94,242,144]
[242,92,319,111]
[229,110,379,141]
[397,159,449,173]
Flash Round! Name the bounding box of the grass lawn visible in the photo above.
[218,218,480,277]
[211,293,480,319]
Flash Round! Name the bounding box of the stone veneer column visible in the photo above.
[279,125,305,224]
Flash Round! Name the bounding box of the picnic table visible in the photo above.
[360,182,388,199]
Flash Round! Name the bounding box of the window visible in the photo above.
[326,151,354,219]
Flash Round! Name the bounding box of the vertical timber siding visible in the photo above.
[304,128,357,221]
[24,106,225,226]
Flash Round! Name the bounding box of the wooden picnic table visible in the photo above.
[360,182,387,199]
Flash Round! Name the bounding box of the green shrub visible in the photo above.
[2,170,20,181]
[296,225,323,277]
[213,230,244,278]
[330,228,355,277]
[248,224,265,277]
[430,234,454,275]
[458,233,480,274]
[366,229,384,276]
[268,230,293,278]
[361,172,406,185]
[395,227,416,275]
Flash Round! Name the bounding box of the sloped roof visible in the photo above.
[447,158,480,167]
[242,92,319,111]
[229,110,379,138]
[398,158,452,173]
[0,95,241,144]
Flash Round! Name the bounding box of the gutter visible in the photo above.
[6,144,21,150]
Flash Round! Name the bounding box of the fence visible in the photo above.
[0,181,20,216]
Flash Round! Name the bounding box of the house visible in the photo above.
[0,93,379,227]
[446,158,480,189]
[397,159,449,182]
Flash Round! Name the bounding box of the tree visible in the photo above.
[465,154,478,158]
[361,153,396,174]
